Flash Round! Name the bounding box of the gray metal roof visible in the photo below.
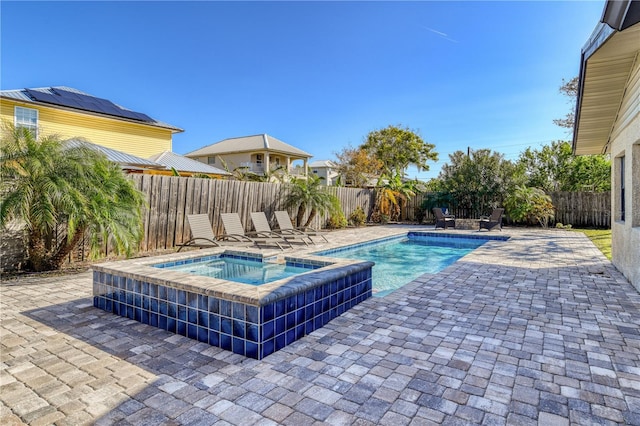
[310,160,337,168]
[0,86,183,132]
[185,134,312,158]
[65,138,166,170]
[148,151,230,175]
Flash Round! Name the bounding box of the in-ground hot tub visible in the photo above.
[92,248,373,359]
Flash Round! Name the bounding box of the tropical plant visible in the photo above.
[0,125,146,271]
[349,206,367,227]
[371,173,422,222]
[326,197,348,229]
[504,186,555,228]
[283,175,339,227]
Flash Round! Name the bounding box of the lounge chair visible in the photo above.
[177,214,222,252]
[220,213,292,250]
[479,208,504,231]
[274,210,329,243]
[250,212,313,246]
[433,208,455,229]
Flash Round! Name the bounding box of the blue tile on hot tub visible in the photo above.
[198,310,208,328]
[168,303,178,319]
[263,320,274,340]
[208,331,219,346]
[262,303,274,322]
[187,292,197,308]
[221,317,232,335]
[220,300,232,317]
[158,285,167,300]
[275,317,285,335]
[187,323,198,340]
[286,296,296,313]
[232,338,245,356]
[198,294,208,311]
[159,301,168,316]
[220,334,232,351]
[187,307,197,324]
[295,308,304,324]
[167,318,177,333]
[150,312,158,327]
[275,299,285,318]
[246,305,259,324]
[158,315,167,330]
[167,288,177,303]
[209,314,220,331]
[208,297,219,314]
[142,296,149,310]
[232,302,245,321]
[262,339,274,358]
[286,328,296,345]
[141,310,149,324]
[275,334,286,351]
[233,319,245,339]
[177,321,187,336]
[127,306,134,320]
[246,342,258,359]
[247,324,259,342]
[296,324,305,339]
[178,290,187,306]
[286,312,296,329]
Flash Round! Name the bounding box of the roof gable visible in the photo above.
[186,134,312,158]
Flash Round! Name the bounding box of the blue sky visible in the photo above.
[1,1,604,180]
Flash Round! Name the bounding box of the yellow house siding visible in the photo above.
[1,99,172,158]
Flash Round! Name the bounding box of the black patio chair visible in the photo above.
[433,208,455,229]
[479,208,504,231]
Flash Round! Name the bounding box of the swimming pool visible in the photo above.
[317,232,505,296]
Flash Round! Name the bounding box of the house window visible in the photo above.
[15,106,38,137]
[616,155,625,222]
[256,154,263,164]
[207,156,215,165]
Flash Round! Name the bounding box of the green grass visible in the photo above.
[571,228,612,260]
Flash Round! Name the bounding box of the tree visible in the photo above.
[0,125,146,271]
[553,77,578,130]
[518,140,610,192]
[361,125,438,176]
[437,149,523,217]
[333,145,383,187]
[371,173,423,222]
[283,175,339,227]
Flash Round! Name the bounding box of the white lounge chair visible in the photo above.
[274,210,329,243]
[176,214,223,252]
[250,212,313,246]
[220,213,292,250]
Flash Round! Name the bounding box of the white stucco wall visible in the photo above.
[610,105,640,291]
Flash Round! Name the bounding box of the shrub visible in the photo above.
[326,210,347,229]
[504,186,555,228]
[349,206,366,227]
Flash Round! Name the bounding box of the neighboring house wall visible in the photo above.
[1,99,173,158]
[194,153,303,174]
[610,58,640,289]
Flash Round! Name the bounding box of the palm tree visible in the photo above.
[372,173,423,222]
[1,124,145,271]
[283,175,339,227]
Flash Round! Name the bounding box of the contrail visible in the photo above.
[422,26,459,43]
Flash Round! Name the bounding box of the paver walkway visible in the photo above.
[1,226,640,425]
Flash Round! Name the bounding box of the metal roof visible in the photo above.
[185,134,312,158]
[148,151,230,175]
[64,139,167,170]
[0,86,183,133]
[310,160,337,168]
[573,1,640,155]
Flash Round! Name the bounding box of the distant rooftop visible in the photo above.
[186,134,312,158]
[149,151,230,175]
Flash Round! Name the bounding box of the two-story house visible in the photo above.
[0,86,183,159]
[185,134,311,178]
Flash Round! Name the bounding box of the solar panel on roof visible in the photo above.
[24,88,154,123]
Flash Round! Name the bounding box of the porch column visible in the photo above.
[303,158,308,177]
[264,151,270,174]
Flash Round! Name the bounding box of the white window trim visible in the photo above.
[14,106,39,138]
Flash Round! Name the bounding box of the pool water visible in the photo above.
[319,235,485,296]
[162,257,312,285]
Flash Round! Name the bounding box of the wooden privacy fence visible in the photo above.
[550,191,610,228]
[69,176,610,261]
[133,175,375,253]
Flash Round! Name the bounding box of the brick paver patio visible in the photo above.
[2,226,639,425]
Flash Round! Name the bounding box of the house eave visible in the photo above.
[573,4,640,156]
